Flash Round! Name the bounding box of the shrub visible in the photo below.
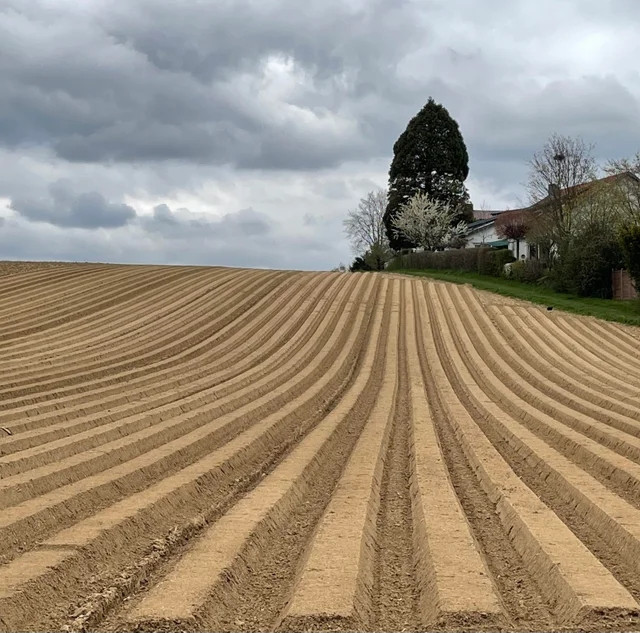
[549,228,624,298]
[508,259,547,283]
[349,256,372,272]
[478,249,515,276]
[620,224,640,292]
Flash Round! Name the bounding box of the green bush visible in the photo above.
[549,228,624,298]
[508,259,547,283]
[388,247,515,277]
[620,224,640,292]
[478,249,515,276]
[349,256,372,272]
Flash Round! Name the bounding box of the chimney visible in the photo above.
[548,183,560,197]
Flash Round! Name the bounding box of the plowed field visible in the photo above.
[1,263,640,632]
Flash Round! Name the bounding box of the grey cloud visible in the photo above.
[10,180,136,228]
[2,0,640,272]
[0,0,423,169]
[4,0,640,180]
[139,204,273,239]
[0,209,338,271]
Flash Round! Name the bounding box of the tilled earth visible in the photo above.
[0,263,640,632]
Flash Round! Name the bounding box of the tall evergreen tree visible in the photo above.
[384,98,471,250]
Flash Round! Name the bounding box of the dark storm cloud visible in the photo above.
[9,180,136,228]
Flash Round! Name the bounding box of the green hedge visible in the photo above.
[506,259,547,284]
[387,248,515,277]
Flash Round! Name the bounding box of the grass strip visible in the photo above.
[392,269,640,327]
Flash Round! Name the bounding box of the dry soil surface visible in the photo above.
[1,263,640,632]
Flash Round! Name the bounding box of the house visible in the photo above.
[466,171,640,261]
[465,219,502,248]
[465,214,531,259]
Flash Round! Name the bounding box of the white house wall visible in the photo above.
[465,223,532,260]
[465,223,499,247]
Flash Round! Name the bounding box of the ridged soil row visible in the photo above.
[481,297,640,417]
[0,273,329,438]
[0,268,275,395]
[0,267,253,382]
[0,266,182,342]
[423,281,639,626]
[413,283,552,630]
[441,286,640,505]
[434,286,640,600]
[512,307,640,392]
[0,273,330,469]
[0,265,140,323]
[0,273,340,459]
[0,268,110,323]
[124,278,394,633]
[601,320,640,352]
[372,280,417,631]
[279,279,399,632]
[0,274,373,566]
[0,270,287,416]
[0,276,345,491]
[553,315,640,375]
[0,266,229,367]
[440,291,640,616]
[407,282,504,630]
[0,265,99,297]
[580,318,640,365]
[487,305,640,402]
[0,273,380,631]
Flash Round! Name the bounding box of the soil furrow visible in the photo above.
[0,267,226,367]
[280,280,398,632]
[516,308,640,390]
[0,275,372,565]
[0,273,336,435]
[0,268,275,396]
[422,281,636,626]
[121,279,392,633]
[0,277,362,505]
[372,281,417,632]
[2,264,640,633]
[0,273,326,468]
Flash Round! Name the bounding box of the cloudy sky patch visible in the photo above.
[1,0,639,268]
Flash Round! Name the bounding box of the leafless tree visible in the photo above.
[526,134,598,202]
[526,134,598,250]
[604,151,640,178]
[343,189,391,268]
[391,191,467,251]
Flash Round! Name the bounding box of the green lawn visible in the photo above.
[393,268,640,327]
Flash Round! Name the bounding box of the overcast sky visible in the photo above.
[1,0,639,270]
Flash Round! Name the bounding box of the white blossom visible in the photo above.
[391,191,467,251]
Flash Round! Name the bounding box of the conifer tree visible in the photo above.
[384,98,471,250]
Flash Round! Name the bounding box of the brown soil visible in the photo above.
[0,263,639,633]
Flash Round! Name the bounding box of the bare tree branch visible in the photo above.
[343,189,390,255]
[526,133,598,248]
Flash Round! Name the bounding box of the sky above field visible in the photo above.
[1,0,639,270]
